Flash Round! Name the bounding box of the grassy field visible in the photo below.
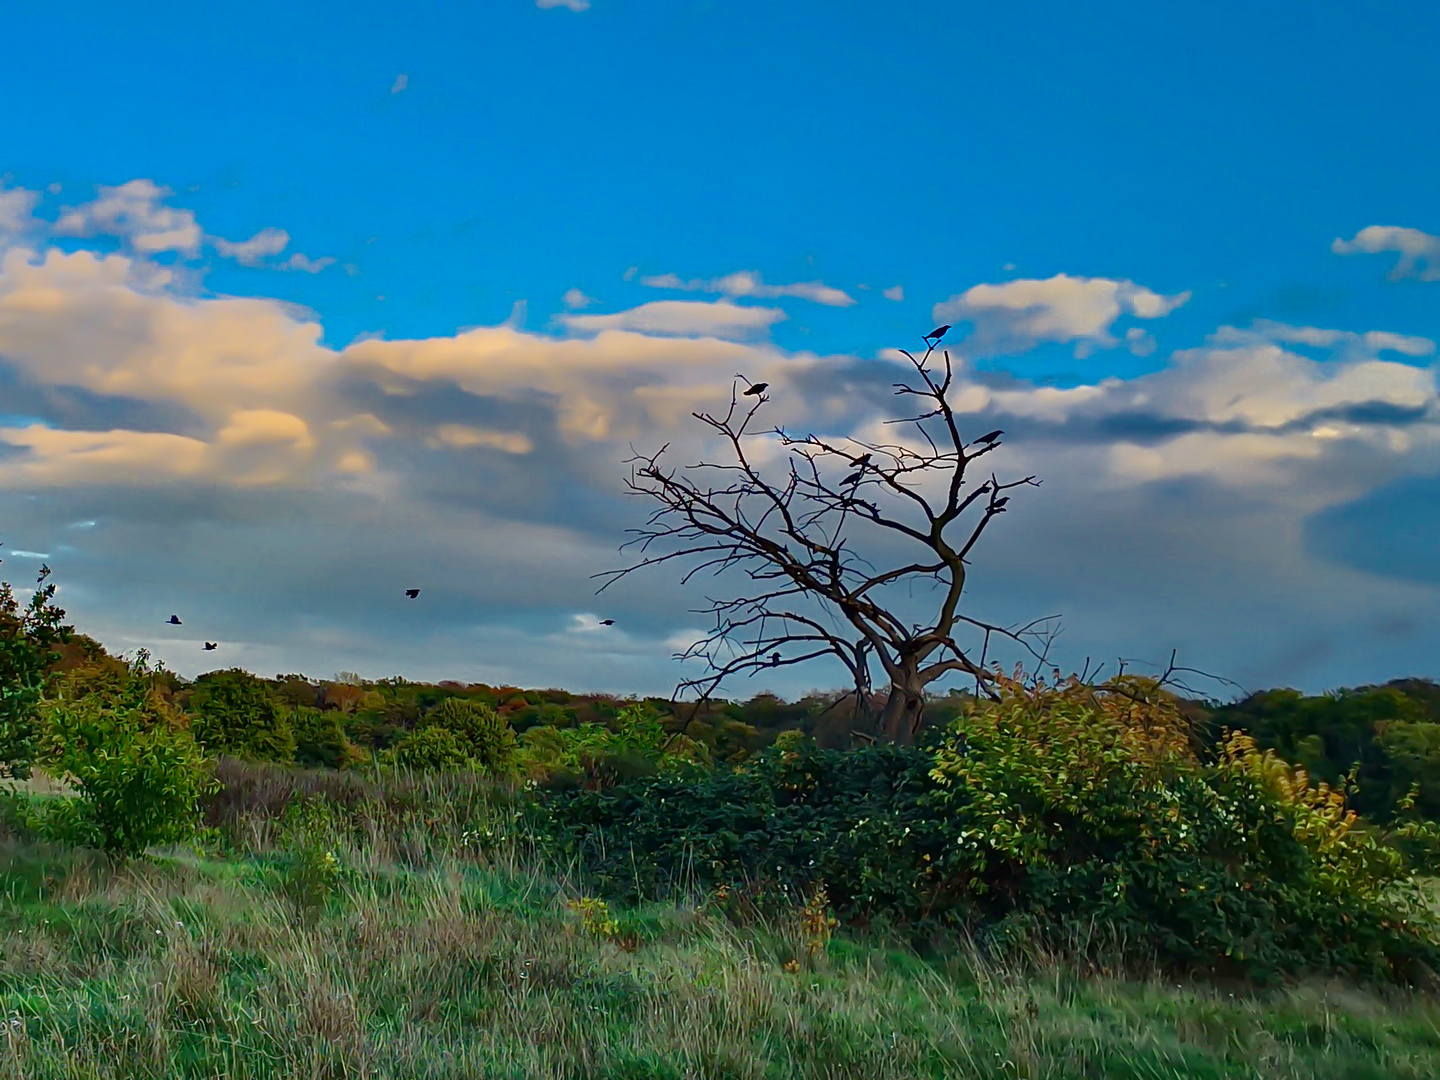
[4,770,1440,1079]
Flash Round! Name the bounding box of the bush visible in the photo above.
[385,725,470,771]
[32,694,216,856]
[188,669,295,762]
[407,697,518,775]
[543,671,1440,984]
[290,705,355,769]
[519,703,708,787]
[0,565,71,779]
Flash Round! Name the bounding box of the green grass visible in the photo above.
[3,839,1440,1079]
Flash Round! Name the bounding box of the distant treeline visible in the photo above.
[45,633,1440,823]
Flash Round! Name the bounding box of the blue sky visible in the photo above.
[1,0,1438,700]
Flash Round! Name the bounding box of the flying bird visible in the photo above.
[973,429,1004,445]
[599,619,615,626]
[203,642,218,651]
[842,471,863,486]
[167,615,182,625]
[742,382,769,397]
[925,324,951,341]
[405,589,420,598]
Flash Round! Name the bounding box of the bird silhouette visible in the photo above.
[842,471,863,486]
[770,652,782,666]
[925,324,951,341]
[40,563,50,575]
[405,589,420,598]
[973,429,1004,445]
[852,453,872,467]
[992,497,1010,510]
[167,615,182,625]
[742,381,769,397]
[203,642,218,651]
[600,619,615,626]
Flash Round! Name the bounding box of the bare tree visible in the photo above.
[596,331,1061,744]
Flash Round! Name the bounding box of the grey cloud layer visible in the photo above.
[1,201,1439,696]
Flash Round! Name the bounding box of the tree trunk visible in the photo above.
[878,680,926,744]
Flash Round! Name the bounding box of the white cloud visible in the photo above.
[882,285,904,302]
[428,424,534,455]
[282,252,336,273]
[1332,225,1440,281]
[560,299,786,339]
[391,74,409,94]
[213,227,290,266]
[641,268,856,307]
[932,273,1191,357]
[0,184,39,234]
[53,179,202,255]
[562,287,595,309]
[537,0,590,9]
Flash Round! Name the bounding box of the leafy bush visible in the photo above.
[32,691,216,856]
[0,565,71,779]
[422,697,518,774]
[544,672,1440,984]
[520,703,708,787]
[290,705,355,769]
[385,725,469,770]
[188,669,296,762]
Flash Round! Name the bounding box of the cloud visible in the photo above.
[1332,225,1440,281]
[932,273,1191,357]
[882,285,904,302]
[560,299,787,339]
[6,212,1440,697]
[427,424,534,455]
[641,269,856,307]
[390,74,409,94]
[281,252,336,273]
[562,287,595,309]
[537,0,590,9]
[0,184,39,234]
[54,179,202,255]
[213,227,290,266]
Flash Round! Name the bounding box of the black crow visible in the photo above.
[742,382,769,397]
[203,642,218,651]
[973,429,1004,445]
[167,615,182,625]
[405,589,420,598]
[842,471,863,486]
[925,324,951,341]
[600,619,615,626]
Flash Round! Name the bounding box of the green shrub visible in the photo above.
[385,725,470,771]
[290,705,353,769]
[519,703,707,787]
[420,697,518,775]
[0,565,71,779]
[34,694,216,856]
[189,669,295,762]
[544,672,1440,984]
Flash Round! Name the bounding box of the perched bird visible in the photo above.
[203,642,218,651]
[992,497,1010,510]
[925,324,951,341]
[842,471,863,486]
[599,618,615,626]
[972,429,1004,446]
[405,589,420,599]
[851,453,872,467]
[770,652,782,666]
[167,614,182,625]
[742,381,769,397]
